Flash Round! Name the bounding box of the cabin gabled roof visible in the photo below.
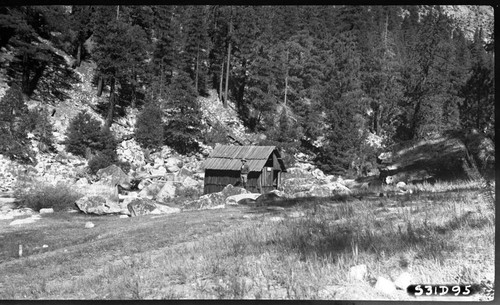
[203,144,286,172]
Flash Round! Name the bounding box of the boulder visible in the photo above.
[150,167,167,177]
[127,198,157,217]
[155,181,176,202]
[151,203,181,215]
[96,164,131,189]
[308,185,331,197]
[138,182,164,200]
[127,198,180,217]
[394,272,412,291]
[178,167,194,177]
[75,195,122,215]
[374,277,397,295]
[281,178,314,193]
[78,182,119,203]
[165,157,182,172]
[181,176,199,188]
[323,182,352,194]
[184,196,214,210]
[311,168,326,179]
[396,181,407,189]
[225,193,261,205]
[10,215,41,226]
[221,184,248,197]
[349,264,367,281]
[166,164,180,173]
[285,167,314,179]
[39,208,54,214]
[85,221,95,228]
[291,191,310,198]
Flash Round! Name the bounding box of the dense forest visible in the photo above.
[0,6,495,175]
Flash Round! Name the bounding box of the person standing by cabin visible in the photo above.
[240,158,249,189]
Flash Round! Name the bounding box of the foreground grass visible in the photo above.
[0,180,494,300]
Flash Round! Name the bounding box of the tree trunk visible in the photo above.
[284,50,289,106]
[224,10,233,108]
[76,43,82,67]
[27,64,45,97]
[105,77,116,131]
[22,51,30,95]
[195,42,200,94]
[219,59,224,103]
[97,76,103,97]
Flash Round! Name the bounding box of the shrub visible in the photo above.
[135,102,164,149]
[17,182,83,212]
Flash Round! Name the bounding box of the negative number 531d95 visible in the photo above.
[407,284,480,297]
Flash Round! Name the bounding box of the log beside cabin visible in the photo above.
[202,145,287,194]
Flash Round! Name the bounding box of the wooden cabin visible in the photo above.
[203,145,287,194]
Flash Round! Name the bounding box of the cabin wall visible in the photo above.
[204,170,262,194]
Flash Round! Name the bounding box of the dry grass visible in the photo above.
[0,180,494,300]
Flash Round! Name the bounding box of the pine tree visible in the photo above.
[163,72,202,154]
[135,101,164,150]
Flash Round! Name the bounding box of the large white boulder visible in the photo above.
[374,277,397,295]
[75,195,122,215]
[349,264,367,281]
[225,193,261,205]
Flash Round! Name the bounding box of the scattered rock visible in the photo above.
[85,221,95,228]
[39,208,54,214]
[75,196,122,215]
[394,272,412,291]
[349,264,368,281]
[119,215,129,218]
[374,277,397,295]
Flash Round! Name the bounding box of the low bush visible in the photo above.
[17,182,83,212]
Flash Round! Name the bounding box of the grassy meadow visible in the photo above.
[0,179,494,300]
